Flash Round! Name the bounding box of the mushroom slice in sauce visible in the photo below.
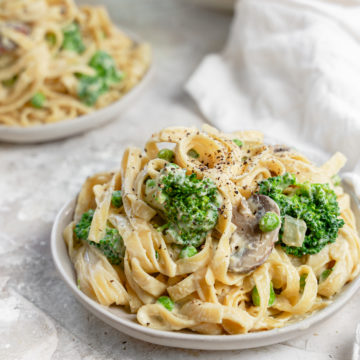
[0,22,30,54]
[228,194,280,274]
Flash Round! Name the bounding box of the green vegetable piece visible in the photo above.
[269,282,276,306]
[77,51,123,106]
[331,174,341,186]
[233,139,243,147]
[77,75,107,106]
[252,286,260,306]
[156,191,168,205]
[89,50,124,85]
[157,149,175,162]
[299,182,312,197]
[156,223,169,233]
[145,163,222,248]
[30,92,46,108]
[74,209,94,240]
[77,279,81,289]
[179,245,198,259]
[259,212,280,232]
[45,33,56,46]
[146,178,156,188]
[319,268,332,283]
[157,296,174,311]
[92,228,125,265]
[187,149,199,159]
[252,282,275,307]
[299,274,307,292]
[2,75,18,87]
[111,190,123,208]
[282,215,307,248]
[258,173,345,257]
[74,210,125,265]
[155,251,159,260]
[259,172,296,194]
[62,22,85,53]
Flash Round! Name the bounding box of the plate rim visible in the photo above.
[51,186,360,348]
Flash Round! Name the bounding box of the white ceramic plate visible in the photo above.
[0,30,152,144]
[51,184,360,350]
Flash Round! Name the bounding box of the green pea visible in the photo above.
[233,139,243,147]
[111,191,123,208]
[319,268,332,283]
[259,212,280,232]
[252,282,276,307]
[157,149,175,162]
[157,296,174,311]
[30,92,46,108]
[179,245,198,259]
[187,149,199,159]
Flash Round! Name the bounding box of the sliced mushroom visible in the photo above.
[228,194,280,274]
[0,22,30,54]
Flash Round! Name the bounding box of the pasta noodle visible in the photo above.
[0,0,150,126]
[64,125,360,334]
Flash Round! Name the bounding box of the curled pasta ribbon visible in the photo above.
[64,125,360,334]
[75,245,129,306]
[0,0,151,126]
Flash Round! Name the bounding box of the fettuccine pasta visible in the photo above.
[0,0,150,127]
[64,125,360,334]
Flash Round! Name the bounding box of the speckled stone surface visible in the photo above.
[0,1,359,359]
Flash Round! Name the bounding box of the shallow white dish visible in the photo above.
[0,30,152,144]
[51,184,360,350]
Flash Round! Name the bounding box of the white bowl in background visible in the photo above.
[191,0,235,12]
[0,30,152,144]
[51,184,360,350]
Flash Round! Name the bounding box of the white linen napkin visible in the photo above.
[186,0,360,183]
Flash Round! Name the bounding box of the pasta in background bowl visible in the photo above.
[0,0,151,142]
[52,125,360,349]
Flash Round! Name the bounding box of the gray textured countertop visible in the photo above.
[1,1,359,359]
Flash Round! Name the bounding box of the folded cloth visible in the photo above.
[186,0,360,176]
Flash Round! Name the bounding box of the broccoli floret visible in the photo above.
[61,22,85,53]
[145,163,221,247]
[90,228,125,265]
[258,173,344,257]
[74,209,94,240]
[74,210,125,265]
[111,190,123,208]
[77,75,108,106]
[77,51,124,106]
[88,51,124,86]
